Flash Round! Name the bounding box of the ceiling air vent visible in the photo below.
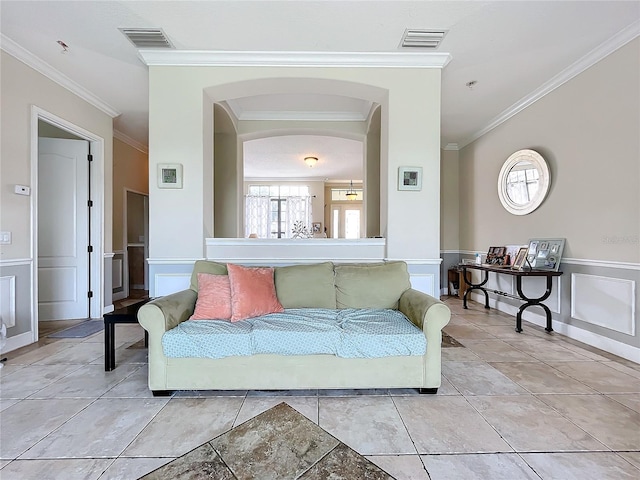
[401,29,447,49]
[120,28,174,49]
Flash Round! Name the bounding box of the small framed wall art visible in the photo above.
[398,166,422,191]
[157,163,183,189]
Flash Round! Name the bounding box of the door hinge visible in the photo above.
[88,200,93,207]
[88,291,93,298]
[88,245,93,253]
[87,154,93,162]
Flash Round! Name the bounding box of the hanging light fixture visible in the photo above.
[304,156,318,167]
[345,180,358,200]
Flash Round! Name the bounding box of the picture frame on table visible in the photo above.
[157,163,183,189]
[312,222,322,233]
[398,166,422,191]
[512,247,529,270]
[526,238,565,271]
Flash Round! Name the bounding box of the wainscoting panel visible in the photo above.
[154,273,191,297]
[571,273,636,336]
[112,258,123,290]
[409,274,435,297]
[0,275,16,328]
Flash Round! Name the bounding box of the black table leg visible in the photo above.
[515,276,554,333]
[105,321,116,371]
[462,267,490,309]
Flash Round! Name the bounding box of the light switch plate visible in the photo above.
[0,232,11,245]
[14,185,30,196]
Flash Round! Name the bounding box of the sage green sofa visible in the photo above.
[138,260,451,395]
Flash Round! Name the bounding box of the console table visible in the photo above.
[459,264,563,333]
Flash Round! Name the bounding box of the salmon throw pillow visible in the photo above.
[190,273,232,320]
[227,264,284,322]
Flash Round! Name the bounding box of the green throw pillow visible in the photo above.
[334,261,411,309]
[274,262,336,309]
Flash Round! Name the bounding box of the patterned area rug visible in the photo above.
[141,403,393,480]
[47,320,103,339]
[442,331,464,348]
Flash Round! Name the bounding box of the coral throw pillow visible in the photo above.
[190,273,232,320]
[227,264,284,322]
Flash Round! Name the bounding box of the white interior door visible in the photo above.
[38,137,90,320]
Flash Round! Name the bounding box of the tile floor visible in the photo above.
[0,296,639,479]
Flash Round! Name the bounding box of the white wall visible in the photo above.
[148,67,442,263]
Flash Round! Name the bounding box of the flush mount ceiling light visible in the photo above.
[401,29,447,48]
[346,180,358,200]
[119,28,174,49]
[304,156,318,167]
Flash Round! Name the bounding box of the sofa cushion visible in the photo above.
[227,264,284,321]
[190,273,232,320]
[334,261,411,309]
[189,260,228,292]
[274,262,336,309]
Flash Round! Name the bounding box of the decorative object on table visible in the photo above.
[511,246,529,270]
[525,238,565,271]
[291,220,312,239]
[485,246,507,265]
[497,149,550,215]
[398,166,422,191]
[157,163,183,189]
[312,222,322,233]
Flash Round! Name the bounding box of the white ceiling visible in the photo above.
[2,1,639,181]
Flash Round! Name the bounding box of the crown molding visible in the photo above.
[1,34,120,118]
[459,19,640,149]
[138,50,452,68]
[237,111,368,122]
[443,143,459,151]
[114,129,149,154]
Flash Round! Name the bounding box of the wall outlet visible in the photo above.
[0,232,11,245]
[14,185,30,196]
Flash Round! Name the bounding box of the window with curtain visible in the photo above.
[245,185,312,238]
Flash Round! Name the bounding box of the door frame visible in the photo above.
[31,106,105,338]
[122,188,149,299]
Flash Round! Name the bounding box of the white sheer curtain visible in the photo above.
[245,195,271,238]
[285,196,312,237]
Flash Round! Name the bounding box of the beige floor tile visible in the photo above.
[549,361,640,393]
[443,323,496,340]
[521,452,640,479]
[366,455,429,480]
[20,398,168,459]
[102,366,153,398]
[603,360,640,380]
[440,347,482,362]
[33,342,105,365]
[461,340,539,362]
[466,395,605,452]
[435,375,461,395]
[442,361,528,396]
[3,341,75,366]
[98,457,171,479]
[476,325,526,340]
[29,364,140,398]
[393,396,511,454]
[124,397,244,457]
[0,398,20,412]
[90,343,148,367]
[608,394,640,414]
[456,313,513,326]
[618,451,640,469]
[319,396,415,455]
[0,398,93,459]
[0,459,113,480]
[421,453,539,479]
[0,364,24,377]
[0,364,82,399]
[234,396,318,426]
[490,362,597,394]
[558,342,615,362]
[537,394,640,450]
[503,339,593,362]
[0,460,9,469]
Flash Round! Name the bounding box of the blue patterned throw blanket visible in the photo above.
[162,308,426,359]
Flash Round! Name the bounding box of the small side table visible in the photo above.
[104,298,152,371]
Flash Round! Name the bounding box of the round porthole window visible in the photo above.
[497,149,550,215]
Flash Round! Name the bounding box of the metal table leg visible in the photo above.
[462,267,490,309]
[515,275,554,333]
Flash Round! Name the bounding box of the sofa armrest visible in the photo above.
[399,288,451,332]
[138,289,197,335]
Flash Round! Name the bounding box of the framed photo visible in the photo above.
[158,163,183,189]
[526,238,565,271]
[398,166,422,191]
[312,222,322,233]
[512,247,529,270]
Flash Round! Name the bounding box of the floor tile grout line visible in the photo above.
[388,395,433,478]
